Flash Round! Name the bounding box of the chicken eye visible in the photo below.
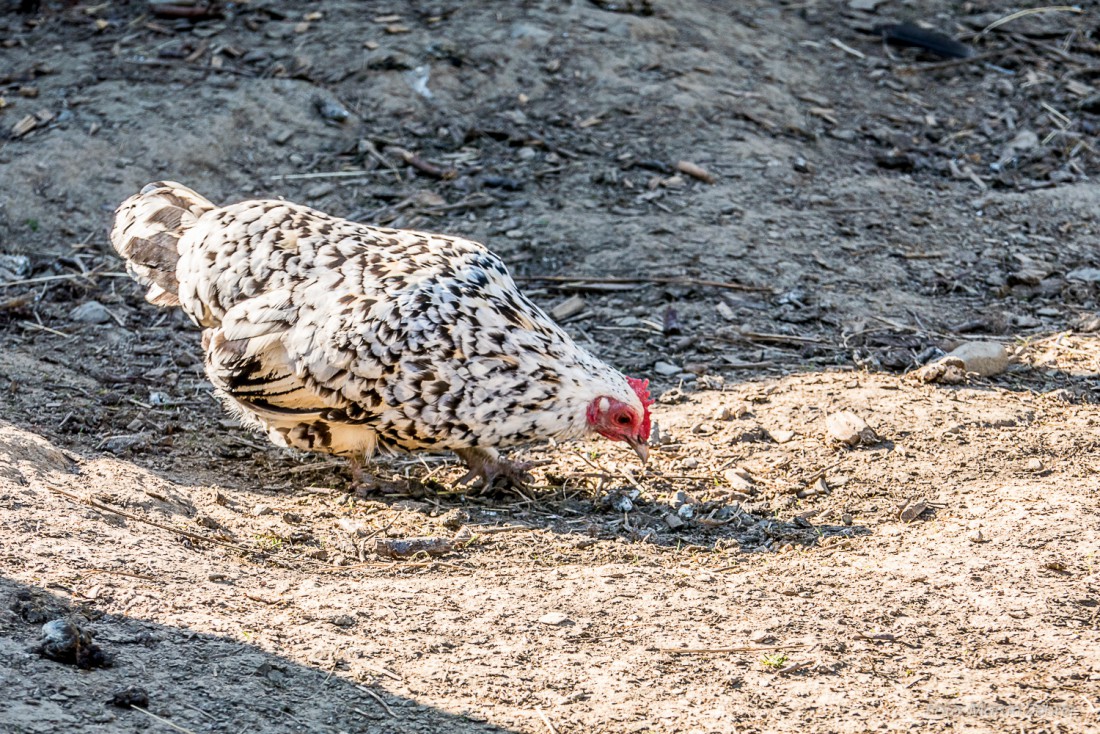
[615,413,632,426]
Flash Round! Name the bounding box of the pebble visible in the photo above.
[252,504,272,517]
[331,615,356,628]
[438,508,470,530]
[612,495,633,513]
[664,513,685,530]
[723,468,754,493]
[336,517,367,535]
[680,457,699,470]
[314,96,350,123]
[68,300,112,324]
[537,612,573,626]
[969,529,987,543]
[1067,267,1100,283]
[1026,458,1044,472]
[653,361,682,376]
[769,429,796,444]
[825,411,876,446]
[0,254,30,283]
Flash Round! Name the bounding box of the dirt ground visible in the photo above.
[1,1,1099,732]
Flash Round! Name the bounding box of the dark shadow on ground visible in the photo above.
[0,576,518,734]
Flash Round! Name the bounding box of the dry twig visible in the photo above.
[514,274,771,293]
[656,643,809,655]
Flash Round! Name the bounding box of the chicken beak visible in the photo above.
[625,436,649,466]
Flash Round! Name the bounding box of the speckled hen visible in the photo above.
[111,181,653,486]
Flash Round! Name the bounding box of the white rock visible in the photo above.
[723,468,754,492]
[1003,129,1038,154]
[825,411,876,446]
[537,612,572,626]
[612,495,633,513]
[653,361,681,376]
[336,517,367,534]
[946,342,1009,377]
[1068,267,1100,283]
[0,254,30,284]
[68,300,112,324]
[769,429,796,444]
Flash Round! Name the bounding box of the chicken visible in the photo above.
[110,181,653,487]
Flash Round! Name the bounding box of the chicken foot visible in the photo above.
[454,447,534,491]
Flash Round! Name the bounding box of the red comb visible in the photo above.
[626,376,653,440]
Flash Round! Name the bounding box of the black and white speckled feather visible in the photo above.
[111,182,645,468]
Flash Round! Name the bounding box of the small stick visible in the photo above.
[130,706,200,734]
[830,37,866,59]
[269,170,385,181]
[895,51,999,74]
[980,6,1084,36]
[418,194,497,214]
[0,274,94,288]
[674,160,716,184]
[43,485,253,554]
[513,274,771,293]
[776,660,815,675]
[243,592,283,605]
[356,685,397,717]
[723,329,825,345]
[656,643,808,655]
[389,147,457,180]
[19,320,71,338]
[572,451,644,492]
[463,524,535,535]
[535,707,560,734]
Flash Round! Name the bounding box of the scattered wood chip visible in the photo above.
[389,147,456,180]
[776,660,814,675]
[898,497,929,523]
[549,295,586,322]
[674,160,715,183]
[853,632,902,642]
[11,114,38,138]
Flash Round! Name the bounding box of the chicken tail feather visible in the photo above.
[110,181,215,306]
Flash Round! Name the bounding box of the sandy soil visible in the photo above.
[1,1,1099,732]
